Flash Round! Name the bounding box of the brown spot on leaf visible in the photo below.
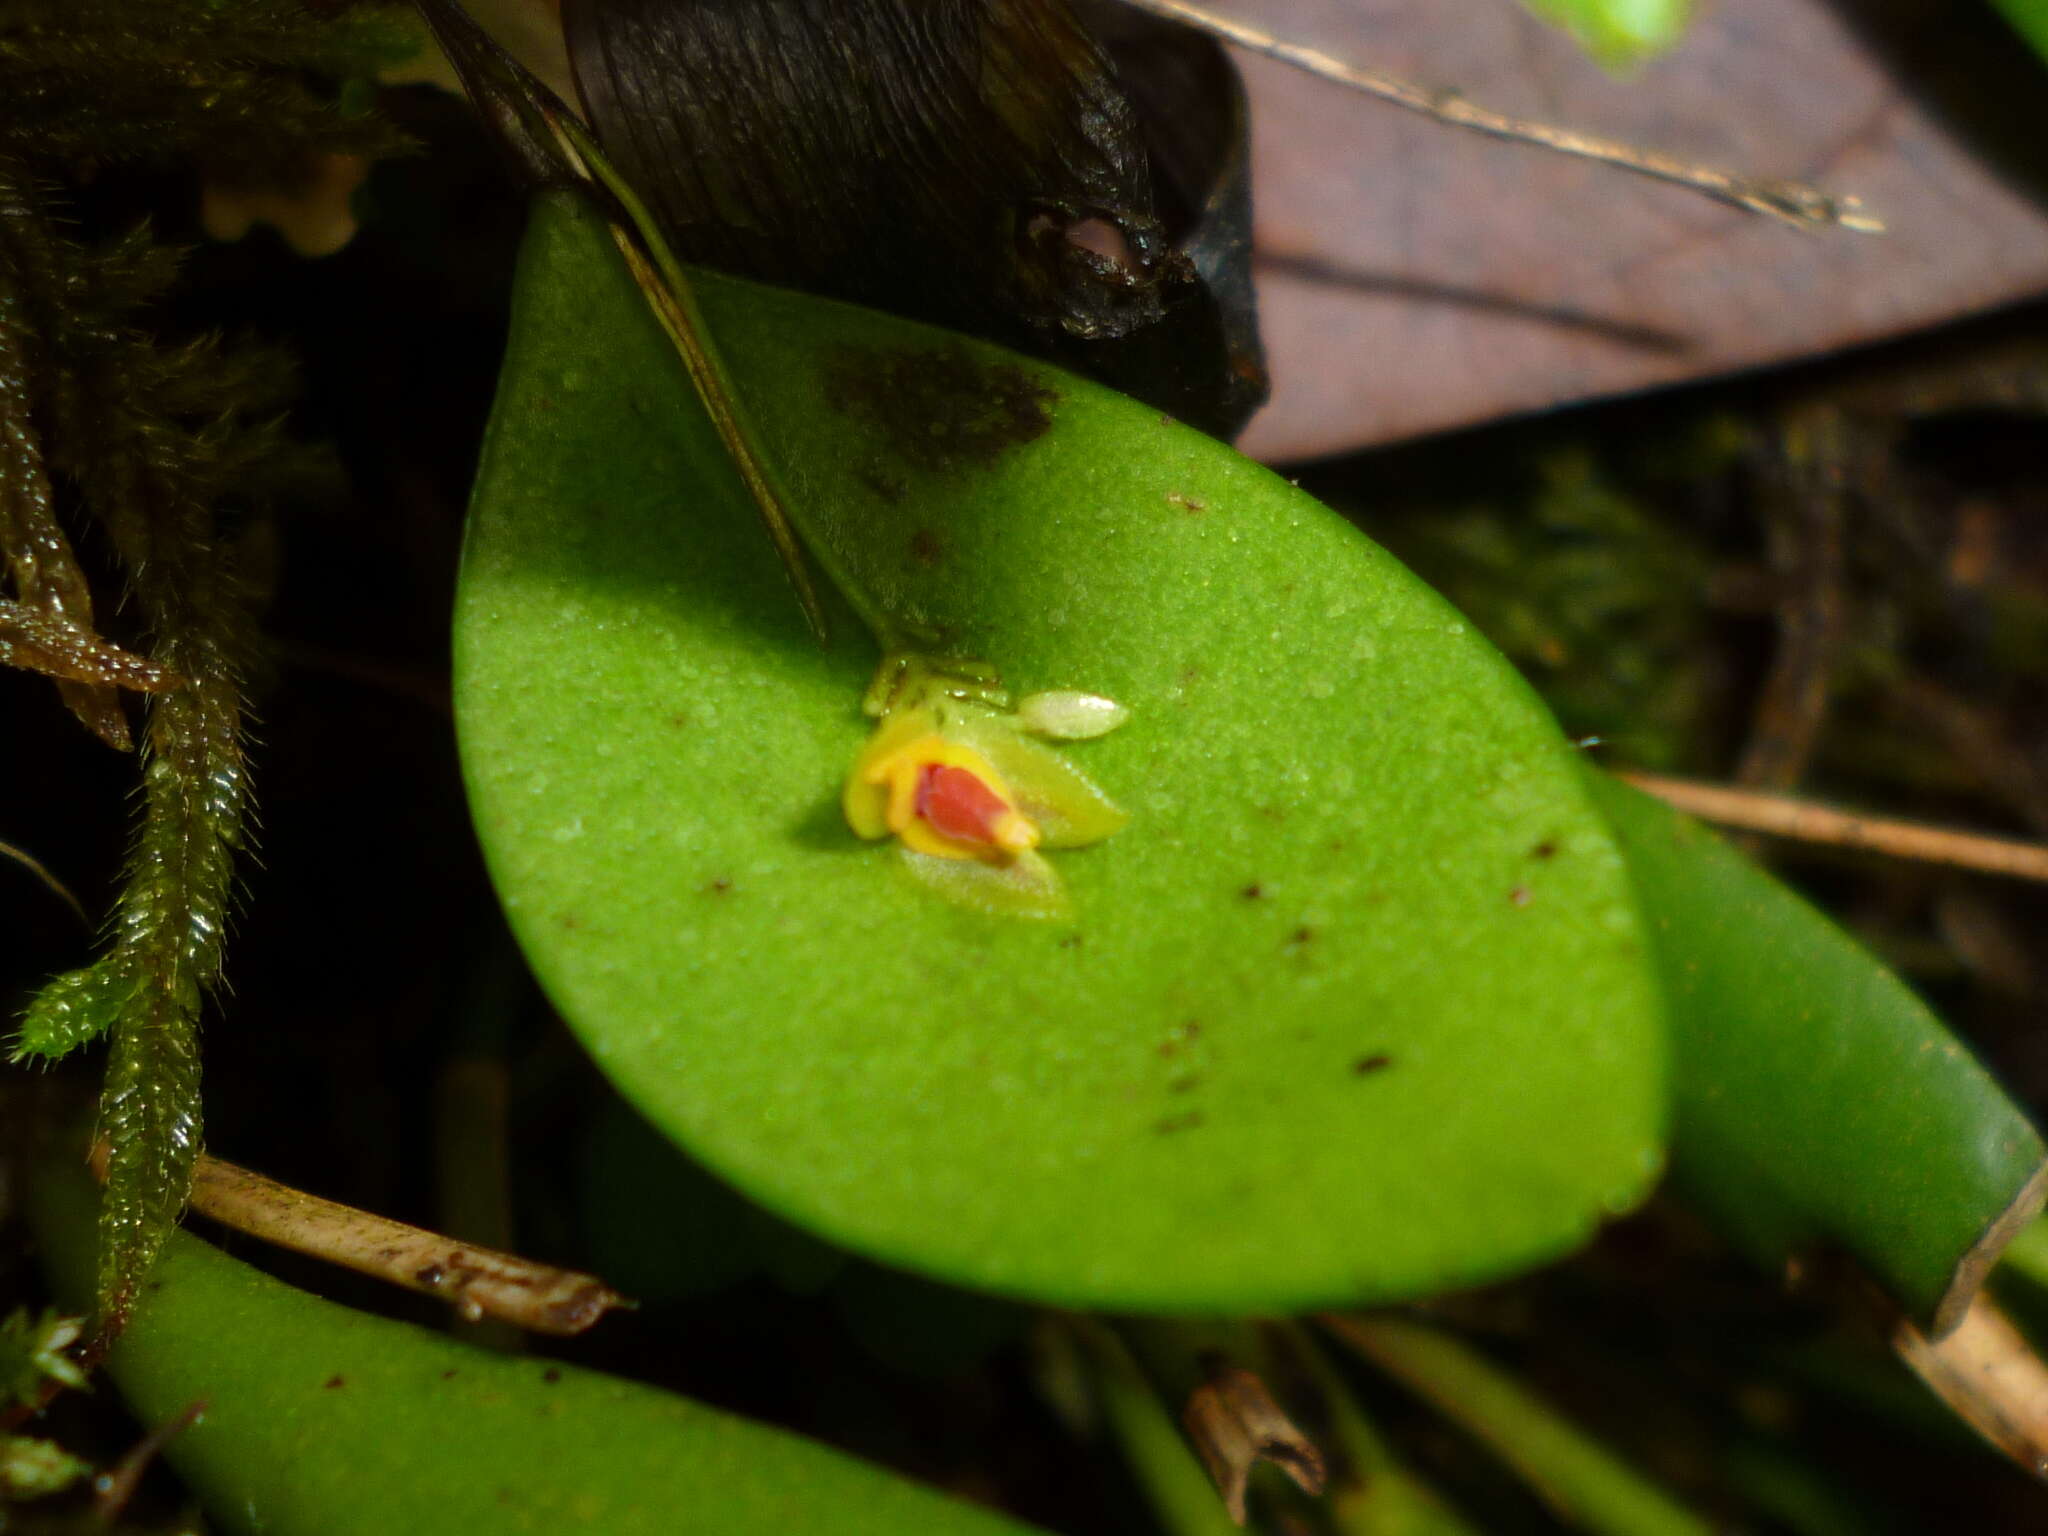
[324,1374,345,1390]
[908,528,945,567]
[1241,883,1264,900]
[823,342,1055,474]
[1353,1053,1393,1076]
[441,1369,459,1380]
[857,469,906,503]
[1510,886,1532,908]
[1167,492,1207,512]
[1532,840,1558,860]
[542,1368,562,1384]
[708,878,732,895]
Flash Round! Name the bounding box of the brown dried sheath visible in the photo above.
[564,0,1266,438]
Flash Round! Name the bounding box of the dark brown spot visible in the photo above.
[856,469,907,503]
[1291,926,1315,946]
[1167,492,1207,513]
[1241,883,1264,901]
[414,1263,446,1288]
[1156,1111,1205,1134]
[822,343,1055,475]
[669,714,691,729]
[708,878,732,895]
[557,913,579,931]
[1353,1054,1393,1075]
[1532,840,1558,860]
[908,528,945,567]
[1058,933,1083,949]
[324,1375,346,1390]
[1510,886,1532,908]
[441,1369,459,1380]
[542,1368,562,1384]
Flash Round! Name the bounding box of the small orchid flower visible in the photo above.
[843,662,1128,918]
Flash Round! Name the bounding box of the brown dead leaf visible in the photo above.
[1235,0,2048,458]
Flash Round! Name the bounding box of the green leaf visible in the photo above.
[1991,0,2048,67]
[453,192,1666,1313]
[1583,770,2047,1333]
[1516,0,1691,67]
[26,1159,1042,1536]
[10,961,136,1062]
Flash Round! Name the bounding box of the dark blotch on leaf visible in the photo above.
[857,470,907,504]
[822,343,1055,475]
[543,1367,562,1384]
[324,1374,345,1389]
[1353,1054,1393,1076]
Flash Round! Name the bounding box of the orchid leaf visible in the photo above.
[1585,770,2047,1334]
[453,192,1667,1312]
[26,1159,1039,1536]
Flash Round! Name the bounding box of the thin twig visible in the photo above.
[191,1155,628,1335]
[89,1147,630,1336]
[1113,0,1882,232]
[0,833,89,927]
[1618,771,2048,884]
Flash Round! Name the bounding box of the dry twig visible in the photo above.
[1618,771,2048,885]
[89,1146,629,1336]
[1113,0,1883,231]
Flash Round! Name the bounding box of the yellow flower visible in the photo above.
[842,679,1127,919]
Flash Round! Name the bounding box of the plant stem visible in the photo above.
[1321,1313,1715,1536]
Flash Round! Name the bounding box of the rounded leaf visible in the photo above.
[454,194,1666,1312]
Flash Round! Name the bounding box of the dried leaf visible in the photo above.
[564,0,1263,434]
[1237,0,2048,457]
[1182,1365,1327,1524]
